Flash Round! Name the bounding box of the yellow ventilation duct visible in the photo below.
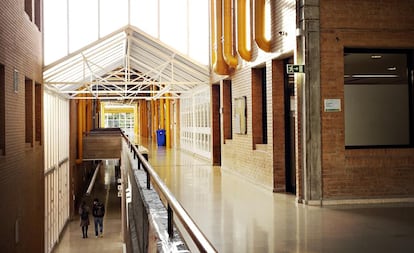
[212,0,231,75]
[223,0,238,68]
[76,98,84,164]
[210,0,217,69]
[254,0,272,52]
[237,0,252,61]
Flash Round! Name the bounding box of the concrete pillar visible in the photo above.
[297,0,322,204]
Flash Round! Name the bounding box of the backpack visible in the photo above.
[95,203,104,217]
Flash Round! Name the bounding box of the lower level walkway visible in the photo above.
[53,160,124,253]
[54,139,414,253]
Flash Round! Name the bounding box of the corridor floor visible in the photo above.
[146,142,414,253]
[54,140,414,253]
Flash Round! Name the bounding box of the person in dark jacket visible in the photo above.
[92,198,105,237]
[79,201,90,238]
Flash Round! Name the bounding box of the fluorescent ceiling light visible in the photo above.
[351,74,398,78]
[370,55,382,59]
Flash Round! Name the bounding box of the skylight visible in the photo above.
[43,0,209,65]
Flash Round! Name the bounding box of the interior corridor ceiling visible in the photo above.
[43,25,210,102]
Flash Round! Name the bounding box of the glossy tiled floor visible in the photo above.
[54,140,414,253]
[147,142,414,253]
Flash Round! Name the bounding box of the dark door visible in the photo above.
[284,58,296,193]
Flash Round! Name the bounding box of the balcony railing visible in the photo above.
[122,133,217,253]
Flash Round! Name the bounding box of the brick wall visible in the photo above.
[271,60,286,192]
[320,0,414,199]
[219,0,296,191]
[0,0,44,252]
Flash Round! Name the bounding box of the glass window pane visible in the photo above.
[100,0,128,37]
[188,0,209,64]
[160,0,187,54]
[68,0,99,52]
[131,0,159,37]
[344,51,410,146]
[44,0,68,64]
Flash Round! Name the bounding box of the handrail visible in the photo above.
[122,133,217,253]
[86,162,101,196]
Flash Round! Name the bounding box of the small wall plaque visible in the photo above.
[13,69,18,93]
[324,99,341,112]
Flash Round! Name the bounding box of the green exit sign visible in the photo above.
[286,64,305,74]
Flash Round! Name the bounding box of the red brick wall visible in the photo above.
[320,0,414,199]
[272,60,286,192]
[0,0,44,252]
[251,67,265,146]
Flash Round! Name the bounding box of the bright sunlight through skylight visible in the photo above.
[43,0,209,66]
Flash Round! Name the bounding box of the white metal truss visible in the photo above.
[43,25,210,101]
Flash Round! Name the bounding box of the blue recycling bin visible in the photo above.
[156,129,166,146]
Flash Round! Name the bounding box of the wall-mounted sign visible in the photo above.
[234,96,247,134]
[286,64,305,74]
[324,99,341,112]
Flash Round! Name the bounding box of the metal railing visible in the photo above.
[122,133,217,253]
[86,162,101,196]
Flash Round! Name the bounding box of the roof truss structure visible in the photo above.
[43,25,210,102]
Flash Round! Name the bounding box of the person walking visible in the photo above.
[92,198,105,237]
[79,201,90,239]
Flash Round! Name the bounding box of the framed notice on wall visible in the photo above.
[234,96,246,134]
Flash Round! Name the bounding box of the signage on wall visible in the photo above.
[324,99,341,112]
[286,64,305,74]
[234,96,247,134]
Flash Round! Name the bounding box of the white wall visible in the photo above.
[44,91,70,253]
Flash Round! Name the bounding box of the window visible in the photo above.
[25,0,41,31]
[0,64,5,155]
[104,112,134,135]
[25,78,33,146]
[35,83,42,144]
[344,49,412,147]
[252,67,268,146]
[34,0,41,31]
[223,80,232,139]
[25,0,32,21]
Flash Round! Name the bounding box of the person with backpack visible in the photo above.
[79,201,90,238]
[92,198,105,237]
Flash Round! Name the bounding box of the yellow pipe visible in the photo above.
[100,102,105,128]
[212,0,231,75]
[237,0,252,61]
[82,99,86,135]
[96,100,100,128]
[160,99,165,130]
[223,0,238,68]
[134,103,139,143]
[76,99,84,164]
[87,100,92,132]
[254,0,272,52]
[154,100,158,140]
[210,0,217,70]
[151,99,155,140]
[165,96,171,148]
